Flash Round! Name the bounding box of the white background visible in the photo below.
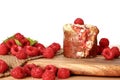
[0,0,120,46]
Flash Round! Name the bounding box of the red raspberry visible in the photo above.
[34,43,45,55]
[49,42,61,53]
[23,64,37,76]
[74,18,84,25]
[45,65,57,74]
[10,45,22,56]
[42,70,56,80]
[97,45,107,55]
[99,38,109,47]
[25,46,39,57]
[5,39,16,49]
[0,43,9,55]
[10,45,27,59]
[111,46,120,58]
[31,66,43,78]
[0,59,8,73]
[57,68,70,79]
[10,66,26,79]
[14,33,25,41]
[20,38,30,47]
[102,48,115,60]
[43,47,55,58]
[16,49,27,59]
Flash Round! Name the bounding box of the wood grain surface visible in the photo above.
[1,54,120,79]
[1,76,120,80]
[27,55,120,76]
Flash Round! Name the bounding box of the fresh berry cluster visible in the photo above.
[97,38,110,55]
[0,59,8,74]
[102,47,120,60]
[0,33,61,59]
[10,64,71,79]
[97,38,120,60]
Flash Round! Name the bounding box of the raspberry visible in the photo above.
[34,43,45,55]
[25,46,39,57]
[43,47,55,58]
[10,66,26,79]
[49,42,61,53]
[102,48,115,60]
[23,64,37,76]
[97,45,106,55]
[20,38,30,47]
[57,68,70,79]
[0,43,9,55]
[0,59,8,73]
[74,18,84,25]
[99,38,109,47]
[111,46,120,58]
[10,45,22,56]
[15,49,27,59]
[31,66,43,78]
[10,45,27,59]
[42,70,56,80]
[45,65,58,74]
[5,39,16,49]
[14,33,25,41]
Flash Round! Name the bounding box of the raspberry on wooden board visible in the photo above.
[49,42,61,53]
[97,38,110,55]
[102,48,115,60]
[99,38,109,47]
[10,45,22,56]
[57,68,71,79]
[111,46,120,58]
[23,63,37,76]
[10,66,26,79]
[0,43,9,55]
[45,65,58,74]
[8,63,72,79]
[0,59,8,73]
[43,47,55,58]
[42,70,56,80]
[25,46,39,57]
[5,39,16,49]
[15,49,27,59]
[20,38,30,46]
[34,43,45,55]
[97,45,105,55]
[31,66,43,78]
[14,33,25,41]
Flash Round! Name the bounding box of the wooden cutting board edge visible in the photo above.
[27,54,120,77]
[1,54,120,79]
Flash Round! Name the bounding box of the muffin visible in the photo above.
[63,20,99,58]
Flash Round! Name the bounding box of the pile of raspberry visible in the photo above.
[0,33,61,59]
[97,38,120,60]
[10,64,71,80]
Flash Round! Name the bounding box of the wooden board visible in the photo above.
[27,54,120,76]
[1,54,120,80]
[1,76,120,80]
